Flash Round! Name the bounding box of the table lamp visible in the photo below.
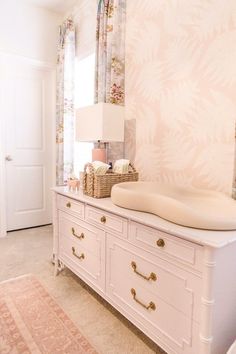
[76,102,125,163]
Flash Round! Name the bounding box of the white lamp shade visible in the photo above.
[76,102,124,142]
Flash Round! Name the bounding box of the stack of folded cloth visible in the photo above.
[90,159,130,175]
[113,159,130,174]
[91,161,110,175]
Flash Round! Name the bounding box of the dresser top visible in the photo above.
[53,187,236,248]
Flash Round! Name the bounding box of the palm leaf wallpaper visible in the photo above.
[125,0,236,195]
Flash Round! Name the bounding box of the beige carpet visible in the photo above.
[0,226,166,354]
[0,274,97,353]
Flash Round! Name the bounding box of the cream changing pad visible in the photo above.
[111,182,236,230]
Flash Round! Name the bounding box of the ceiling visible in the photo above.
[25,0,78,13]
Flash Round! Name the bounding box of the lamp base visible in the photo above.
[92,148,107,163]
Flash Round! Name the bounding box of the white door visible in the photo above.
[1,54,54,231]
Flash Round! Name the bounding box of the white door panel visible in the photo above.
[14,78,43,150]
[1,55,54,231]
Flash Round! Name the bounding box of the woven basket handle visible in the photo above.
[129,163,136,173]
[83,163,95,195]
[84,162,95,174]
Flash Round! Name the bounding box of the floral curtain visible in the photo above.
[95,0,126,105]
[56,18,75,185]
[233,138,236,198]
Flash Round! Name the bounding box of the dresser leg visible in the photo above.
[51,253,56,265]
[54,259,65,276]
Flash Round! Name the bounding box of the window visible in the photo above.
[74,53,95,177]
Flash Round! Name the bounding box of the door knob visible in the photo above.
[5,155,13,161]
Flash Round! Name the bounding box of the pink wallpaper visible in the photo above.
[125,0,236,195]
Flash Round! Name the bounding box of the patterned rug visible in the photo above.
[0,274,98,354]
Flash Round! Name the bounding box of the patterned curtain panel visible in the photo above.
[95,0,126,105]
[56,18,75,185]
[233,137,236,199]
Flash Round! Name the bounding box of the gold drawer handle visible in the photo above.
[131,288,156,311]
[156,238,165,248]
[66,202,71,208]
[71,227,84,240]
[72,247,84,260]
[100,216,106,223]
[131,261,157,281]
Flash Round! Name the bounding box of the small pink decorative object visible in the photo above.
[67,179,80,192]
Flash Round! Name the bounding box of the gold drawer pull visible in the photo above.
[72,247,84,260]
[100,216,106,223]
[66,202,71,208]
[131,261,157,281]
[156,238,165,248]
[71,227,84,240]
[131,288,156,311]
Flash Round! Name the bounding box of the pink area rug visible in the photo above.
[0,274,98,354]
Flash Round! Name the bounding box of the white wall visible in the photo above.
[0,0,62,64]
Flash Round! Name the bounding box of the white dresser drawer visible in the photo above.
[59,233,105,292]
[58,211,105,259]
[106,235,201,323]
[85,205,128,238]
[57,194,84,219]
[130,222,203,272]
[106,236,199,354]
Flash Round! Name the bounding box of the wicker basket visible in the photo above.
[83,163,138,198]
